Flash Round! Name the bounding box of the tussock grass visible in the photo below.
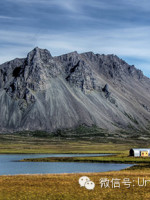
[1,169,150,200]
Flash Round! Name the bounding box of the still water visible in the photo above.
[0,154,133,175]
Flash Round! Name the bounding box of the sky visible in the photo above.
[0,0,150,77]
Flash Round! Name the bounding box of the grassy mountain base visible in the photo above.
[0,125,150,154]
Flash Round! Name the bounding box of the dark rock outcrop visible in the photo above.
[102,84,110,98]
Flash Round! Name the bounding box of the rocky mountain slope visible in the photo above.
[0,47,150,134]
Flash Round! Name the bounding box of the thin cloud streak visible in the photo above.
[5,0,80,13]
[0,15,20,20]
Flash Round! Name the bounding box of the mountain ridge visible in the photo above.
[0,47,150,135]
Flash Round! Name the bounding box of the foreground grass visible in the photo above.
[1,169,150,200]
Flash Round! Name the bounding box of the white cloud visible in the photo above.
[1,26,150,56]
[5,0,80,13]
[0,26,150,76]
[0,15,22,20]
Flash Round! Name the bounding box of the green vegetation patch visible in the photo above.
[21,153,150,164]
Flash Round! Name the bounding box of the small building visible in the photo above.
[129,148,150,157]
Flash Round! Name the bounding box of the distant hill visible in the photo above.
[0,47,150,136]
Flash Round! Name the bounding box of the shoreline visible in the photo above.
[0,152,115,154]
[20,155,150,164]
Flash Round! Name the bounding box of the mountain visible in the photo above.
[0,47,150,135]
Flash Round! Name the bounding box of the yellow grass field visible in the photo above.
[0,169,150,200]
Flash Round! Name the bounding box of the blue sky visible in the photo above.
[0,0,150,77]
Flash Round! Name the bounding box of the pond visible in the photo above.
[0,154,133,175]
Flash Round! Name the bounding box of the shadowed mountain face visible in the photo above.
[0,47,150,133]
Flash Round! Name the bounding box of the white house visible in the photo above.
[129,148,150,157]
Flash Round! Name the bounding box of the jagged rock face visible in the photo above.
[56,52,96,93]
[0,47,150,133]
[0,48,61,111]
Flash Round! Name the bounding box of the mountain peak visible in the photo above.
[27,47,52,65]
